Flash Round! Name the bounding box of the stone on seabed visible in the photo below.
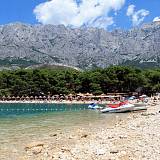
[25,141,44,150]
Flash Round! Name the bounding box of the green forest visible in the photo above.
[0,66,160,97]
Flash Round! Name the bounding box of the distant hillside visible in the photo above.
[26,64,82,71]
[0,64,82,71]
[0,22,160,69]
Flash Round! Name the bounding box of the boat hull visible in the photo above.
[133,106,147,111]
[132,103,147,111]
[134,103,147,107]
[101,104,134,113]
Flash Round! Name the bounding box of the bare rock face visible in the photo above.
[0,22,160,69]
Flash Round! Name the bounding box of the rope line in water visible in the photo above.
[0,107,87,112]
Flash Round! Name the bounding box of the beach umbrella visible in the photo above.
[16,96,20,100]
[77,93,83,97]
[2,95,5,98]
[21,96,24,100]
[64,95,68,100]
[26,96,29,99]
[85,93,93,96]
[34,96,38,99]
[43,96,46,99]
[76,96,80,99]
[30,96,34,100]
[7,96,11,100]
[100,94,106,97]
[11,96,15,100]
[51,96,55,100]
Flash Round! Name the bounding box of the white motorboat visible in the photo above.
[134,103,147,107]
[101,103,135,113]
[132,103,147,111]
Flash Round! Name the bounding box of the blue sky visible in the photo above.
[0,0,159,30]
[115,0,160,29]
[0,0,46,24]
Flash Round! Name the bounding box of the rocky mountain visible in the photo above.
[0,22,160,69]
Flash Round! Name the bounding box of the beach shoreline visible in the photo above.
[23,101,159,160]
[25,101,160,160]
[1,100,160,160]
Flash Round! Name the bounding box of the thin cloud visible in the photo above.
[34,0,125,29]
[153,16,160,22]
[127,5,149,26]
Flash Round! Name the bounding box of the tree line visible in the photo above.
[0,66,160,97]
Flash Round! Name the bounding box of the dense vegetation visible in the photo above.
[0,66,160,97]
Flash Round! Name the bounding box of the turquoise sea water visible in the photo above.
[0,103,89,117]
[0,103,126,159]
[0,103,103,141]
[0,103,104,133]
[0,103,107,158]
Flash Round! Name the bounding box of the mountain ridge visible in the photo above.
[0,22,160,69]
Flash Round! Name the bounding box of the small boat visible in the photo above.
[134,103,147,107]
[88,103,103,110]
[132,103,147,111]
[133,106,147,111]
[101,101,135,113]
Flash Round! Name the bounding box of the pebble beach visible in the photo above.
[1,100,160,160]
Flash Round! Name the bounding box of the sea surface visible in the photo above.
[0,103,126,159]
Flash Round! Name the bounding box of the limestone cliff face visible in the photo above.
[0,22,160,69]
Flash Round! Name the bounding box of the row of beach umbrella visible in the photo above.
[0,93,126,101]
